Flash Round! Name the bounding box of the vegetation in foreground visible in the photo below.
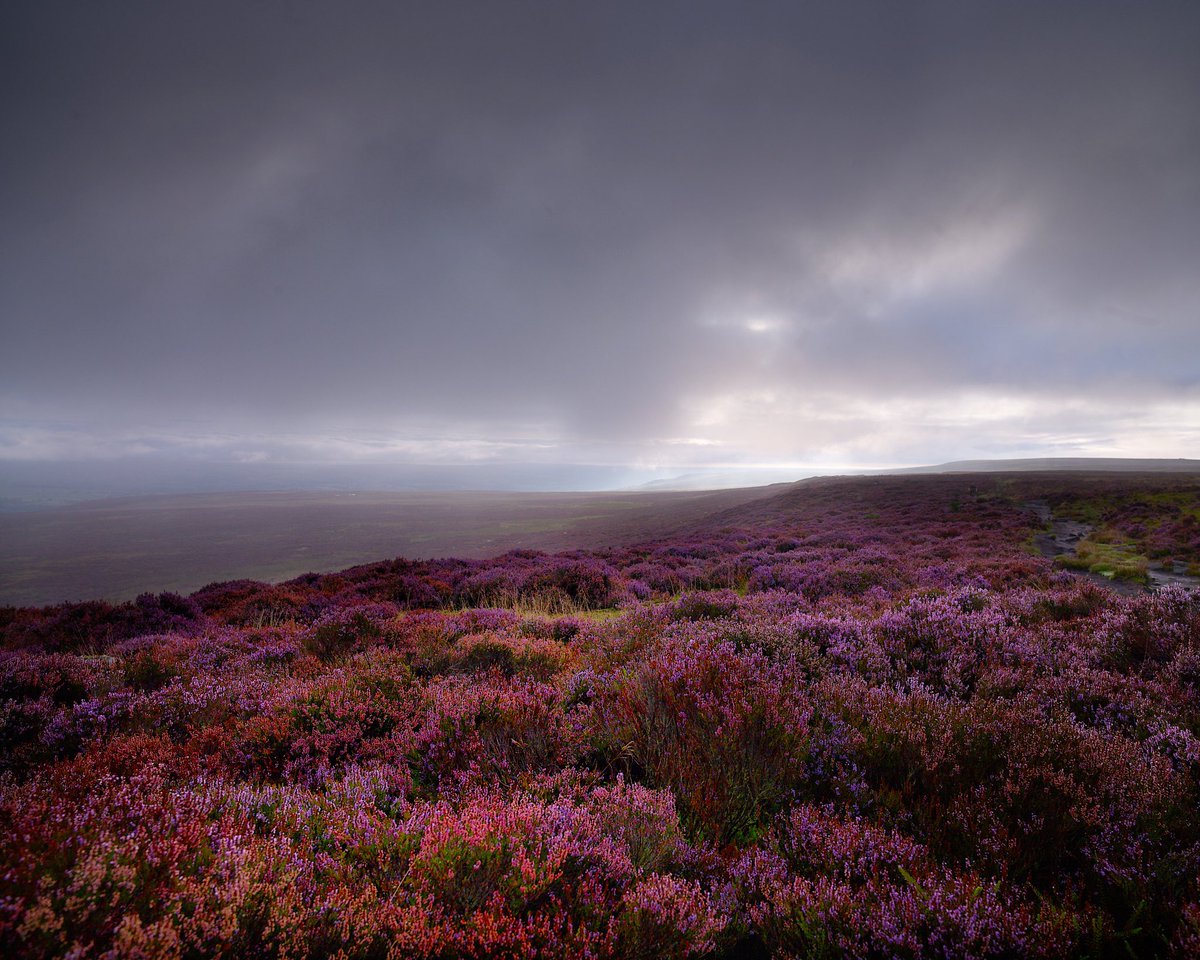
[2,474,1200,958]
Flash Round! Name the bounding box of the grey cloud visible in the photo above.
[2,1,1198,476]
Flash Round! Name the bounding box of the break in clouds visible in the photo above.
[2,1,1198,482]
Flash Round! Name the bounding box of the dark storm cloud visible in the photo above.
[2,1,1198,472]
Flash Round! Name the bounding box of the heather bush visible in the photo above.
[817,675,1194,945]
[734,805,1083,959]
[410,675,584,793]
[301,604,390,661]
[595,626,812,845]
[3,474,1199,955]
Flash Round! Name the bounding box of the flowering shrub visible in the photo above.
[734,805,1081,959]
[595,625,813,846]
[2,474,1199,956]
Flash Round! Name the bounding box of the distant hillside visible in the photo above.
[6,460,1200,606]
[898,457,1200,474]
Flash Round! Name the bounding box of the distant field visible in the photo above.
[0,486,779,606]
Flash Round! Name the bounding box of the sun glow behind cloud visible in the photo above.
[1,3,1197,492]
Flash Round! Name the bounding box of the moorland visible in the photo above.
[0,486,775,608]
[2,470,1200,958]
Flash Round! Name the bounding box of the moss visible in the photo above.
[1055,537,1150,583]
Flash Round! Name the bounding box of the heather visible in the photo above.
[2,475,1200,957]
[1015,474,1200,583]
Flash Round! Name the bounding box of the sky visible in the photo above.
[2,1,1199,492]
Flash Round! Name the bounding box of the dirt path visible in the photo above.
[1024,500,1199,595]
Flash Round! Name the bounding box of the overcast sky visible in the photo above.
[2,1,1198,488]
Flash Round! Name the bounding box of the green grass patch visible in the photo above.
[1055,499,1107,525]
[508,604,625,622]
[569,607,625,623]
[1055,534,1149,583]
